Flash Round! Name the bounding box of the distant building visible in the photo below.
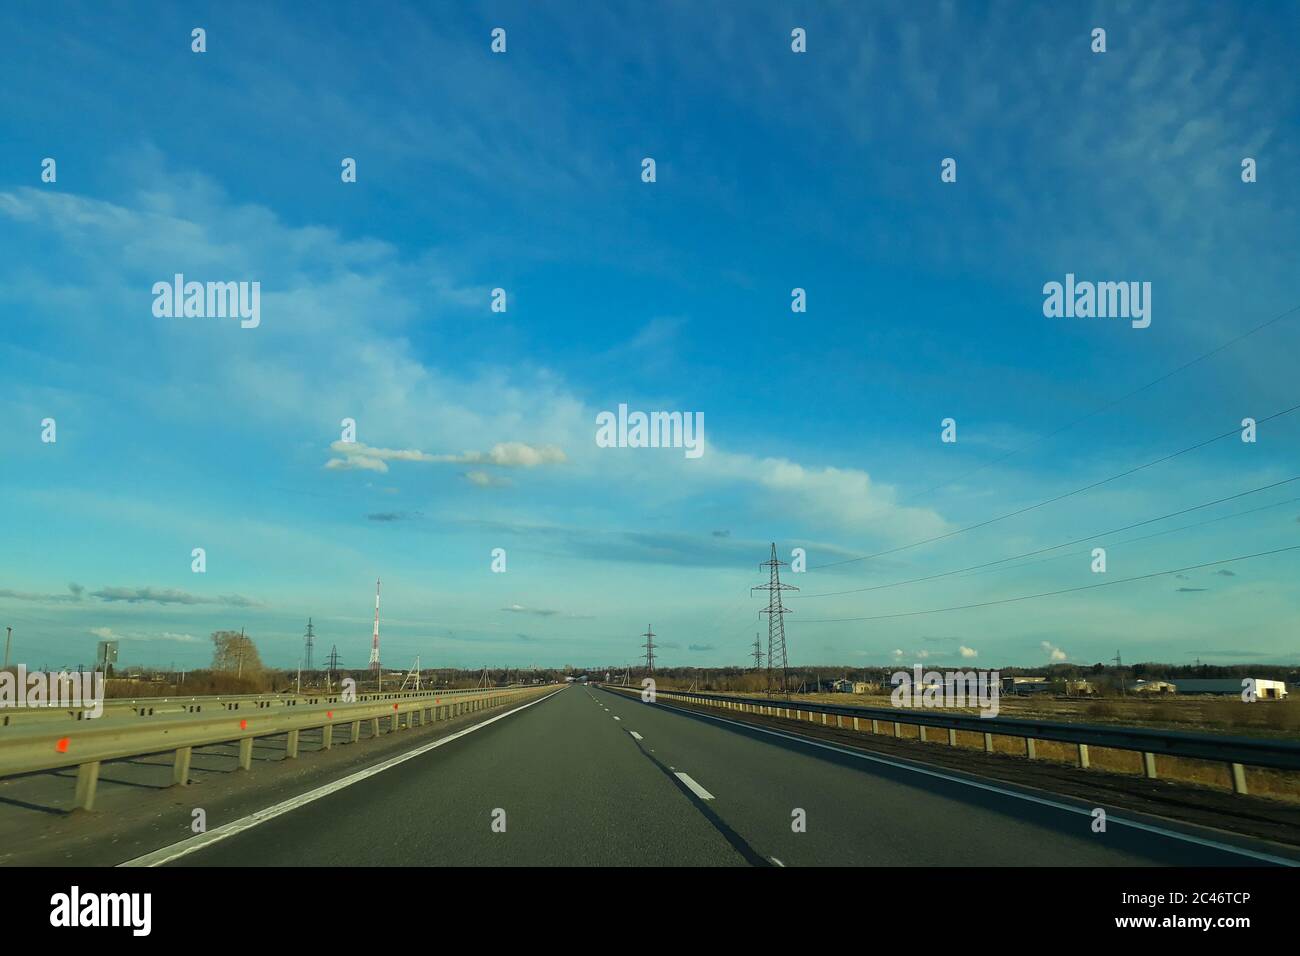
[1001,676,1052,695]
[1125,679,1177,694]
[1177,678,1287,699]
[852,681,878,694]
[831,679,855,693]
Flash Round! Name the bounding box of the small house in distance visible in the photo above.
[1125,679,1178,694]
[1001,676,1053,695]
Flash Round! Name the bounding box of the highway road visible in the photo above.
[132,684,1295,866]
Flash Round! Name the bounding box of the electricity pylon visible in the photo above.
[752,632,764,669]
[753,543,797,696]
[642,625,656,675]
[303,618,315,672]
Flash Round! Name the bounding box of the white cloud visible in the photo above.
[959,645,978,658]
[325,440,565,474]
[465,470,510,488]
[1040,640,1067,662]
[429,442,567,468]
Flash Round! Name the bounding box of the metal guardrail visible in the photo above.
[0,684,557,811]
[602,685,1300,796]
[0,684,537,726]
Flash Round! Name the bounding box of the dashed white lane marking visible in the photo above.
[770,857,786,867]
[118,688,565,867]
[613,716,621,721]
[674,772,715,801]
[630,731,643,740]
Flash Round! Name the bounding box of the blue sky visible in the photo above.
[1,1,1298,673]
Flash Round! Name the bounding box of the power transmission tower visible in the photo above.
[303,618,315,672]
[752,632,764,669]
[369,579,382,676]
[753,543,797,696]
[642,625,656,675]
[1113,650,1125,697]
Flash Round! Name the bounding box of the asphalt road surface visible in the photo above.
[148,685,1293,866]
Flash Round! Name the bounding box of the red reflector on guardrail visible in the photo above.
[393,703,399,710]
[56,737,69,753]
[239,719,248,730]
[327,711,333,719]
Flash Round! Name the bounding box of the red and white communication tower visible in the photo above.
[368,578,382,673]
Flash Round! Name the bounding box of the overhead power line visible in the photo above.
[886,302,1300,511]
[799,545,1300,623]
[809,400,1300,571]
[797,474,1300,599]
[944,493,1300,584]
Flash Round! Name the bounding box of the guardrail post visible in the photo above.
[1024,738,1036,759]
[1077,743,1089,768]
[821,713,828,726]
[1142,752,1158,780]
[853,717,860,731]
[238,737,254,770]
[74,761,101,811]
[369,717,380,738]
[871,719,879,734]
[172,746,192,786]
[948,729,957,747]
[893,721,902,737]
[350,720,361,743]
[322,725,333,750]
[390,711,400,732]
[918,725,927,742]
[1230,763,1248,795]
[983,732,994,753]
[286,729,300,759]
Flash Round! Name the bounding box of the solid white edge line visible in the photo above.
[117,688,566,867]
[674,771,715,801]
[618,690,1299,868]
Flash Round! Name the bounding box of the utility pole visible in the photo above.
[237,627,245,678]
[3,626,11,670]
[642,625,656,675]
[753,543,797,696]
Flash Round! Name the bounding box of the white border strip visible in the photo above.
[119,688,564,867]
[625,690,1300,867]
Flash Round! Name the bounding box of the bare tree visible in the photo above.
[211,630,264,676]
